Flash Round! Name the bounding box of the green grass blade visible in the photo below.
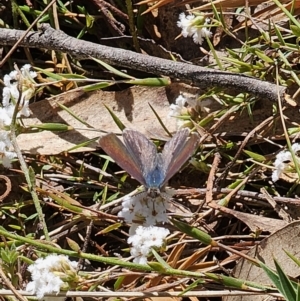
[104,105,126,131]
[56,102,94,128]
[148,103,172,137]
[91,57,135,79]
[274,258,297,301]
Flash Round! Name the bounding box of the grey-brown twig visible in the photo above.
[0,24,286,102]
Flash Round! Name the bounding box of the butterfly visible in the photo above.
[99,128,199,197]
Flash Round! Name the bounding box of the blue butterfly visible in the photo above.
[99,128,199,196]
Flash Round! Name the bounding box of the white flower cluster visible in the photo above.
[119,190,172,264]
[26,254,78,299]
[0,64,36,167]
[169,94,212,128]
[128,225,170,264]
[177,13,212,45]
[169,95,189,120]
[118,191,170,226]
[272,143,300,182]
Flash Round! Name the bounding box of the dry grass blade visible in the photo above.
[179,0,300,9]
[137,0,300,21]
[190,0,300,24]
[137,0,174,14]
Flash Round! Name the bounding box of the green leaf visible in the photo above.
[125,77,170,86]
[274,258,297,300]
[91,57,135,79]
[296,283,300,301]
[28,167,36,189]
[57,73,87,79]
[86,12,94,28]
[254,49,274,64]
[104,105,126,131]
[285,250,300,267]
[101,223,122,234]
[273,23,286,45]
[66,237,81,253]
[178,279,205,296]
[259,261,287,297]
[151,249,171,269]
[8,224,22,230]
[114,276,125,290]
[291,25,300,37]
[56,102,94,128]
[0,249,10,264]
[66,137,99,152]
[243,150,266,162]
[33,67,65,80]
[171,219,215,246]
[149,103,171,137]
[28,123,72,131]
[147,262,167,272]
[82,82,113,91]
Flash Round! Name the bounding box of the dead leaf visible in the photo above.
[214,205,287,232]
[224,221,300,301]
[17,84,200,155]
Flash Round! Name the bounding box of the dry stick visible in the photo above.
[0,266,28,301]
[95,0,125,36]
[98,0,129,20]
[0,175,12,202]
[217,115,274,186]
[260,187,291,222]
[0,0,57,67]
[177,187,300,206]
[197,152,221,219]
[0,24,286,103]
[0,289,283,298]
[206,152,221,204]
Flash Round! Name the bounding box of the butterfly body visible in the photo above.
[99,128,199,195]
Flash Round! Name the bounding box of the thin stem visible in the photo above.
[9,68,50,241]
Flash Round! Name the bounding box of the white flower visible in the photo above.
[128,226,170,264]
[26,254,78,300]
[177,13,212,45]
[0,107,12,129]
[169,93,214,129]
[192,26,212,45]
[177,13,197,37]
[21,64,37,79]
[118,190,172,226]
[2,64,36,113]
[168,95,188,118]
[0,64,37,168]
[0,132,16,168]
[119,190,173,263]
[168,95,190,129]
[272,143,300,182]
[19,99,31,117]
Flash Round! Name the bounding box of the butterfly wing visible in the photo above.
[161,128,199,186]
[123,129,163,188]
[99,133,146,186]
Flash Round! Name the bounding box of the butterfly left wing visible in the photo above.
[161,128,199,186]
[99,133,147,186]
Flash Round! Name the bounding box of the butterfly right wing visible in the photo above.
[161,128,199,186]
[123,129,162,188]
[99,133,146,186]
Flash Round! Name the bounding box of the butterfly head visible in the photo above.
[147,187,161,198]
